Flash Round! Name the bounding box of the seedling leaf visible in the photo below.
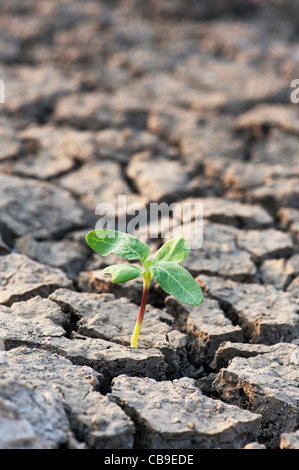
[86,230,126,256]
[150,261,203,305]
[103,264,143,283]
[156,237,190,264]
[114,233,150,261]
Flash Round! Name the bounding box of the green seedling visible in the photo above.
[85,229,203,348]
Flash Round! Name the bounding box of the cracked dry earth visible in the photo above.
[0,0,299,450]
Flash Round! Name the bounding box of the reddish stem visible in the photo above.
[137,285,149,325]
[131,282,150,348]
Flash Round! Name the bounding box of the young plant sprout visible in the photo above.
[86,230,203,348]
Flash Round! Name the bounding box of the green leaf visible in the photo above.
[86,230,126,256]
[156,238,190,264]
[103,264,143,283]
[114,233,150,261]
[150,261,203,305]
[86,229,150,261]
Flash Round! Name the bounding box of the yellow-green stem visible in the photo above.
[131,273,151,348]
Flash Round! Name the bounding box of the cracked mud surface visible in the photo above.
[0,0,299,449]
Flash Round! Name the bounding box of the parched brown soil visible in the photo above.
[0,0,298,450]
